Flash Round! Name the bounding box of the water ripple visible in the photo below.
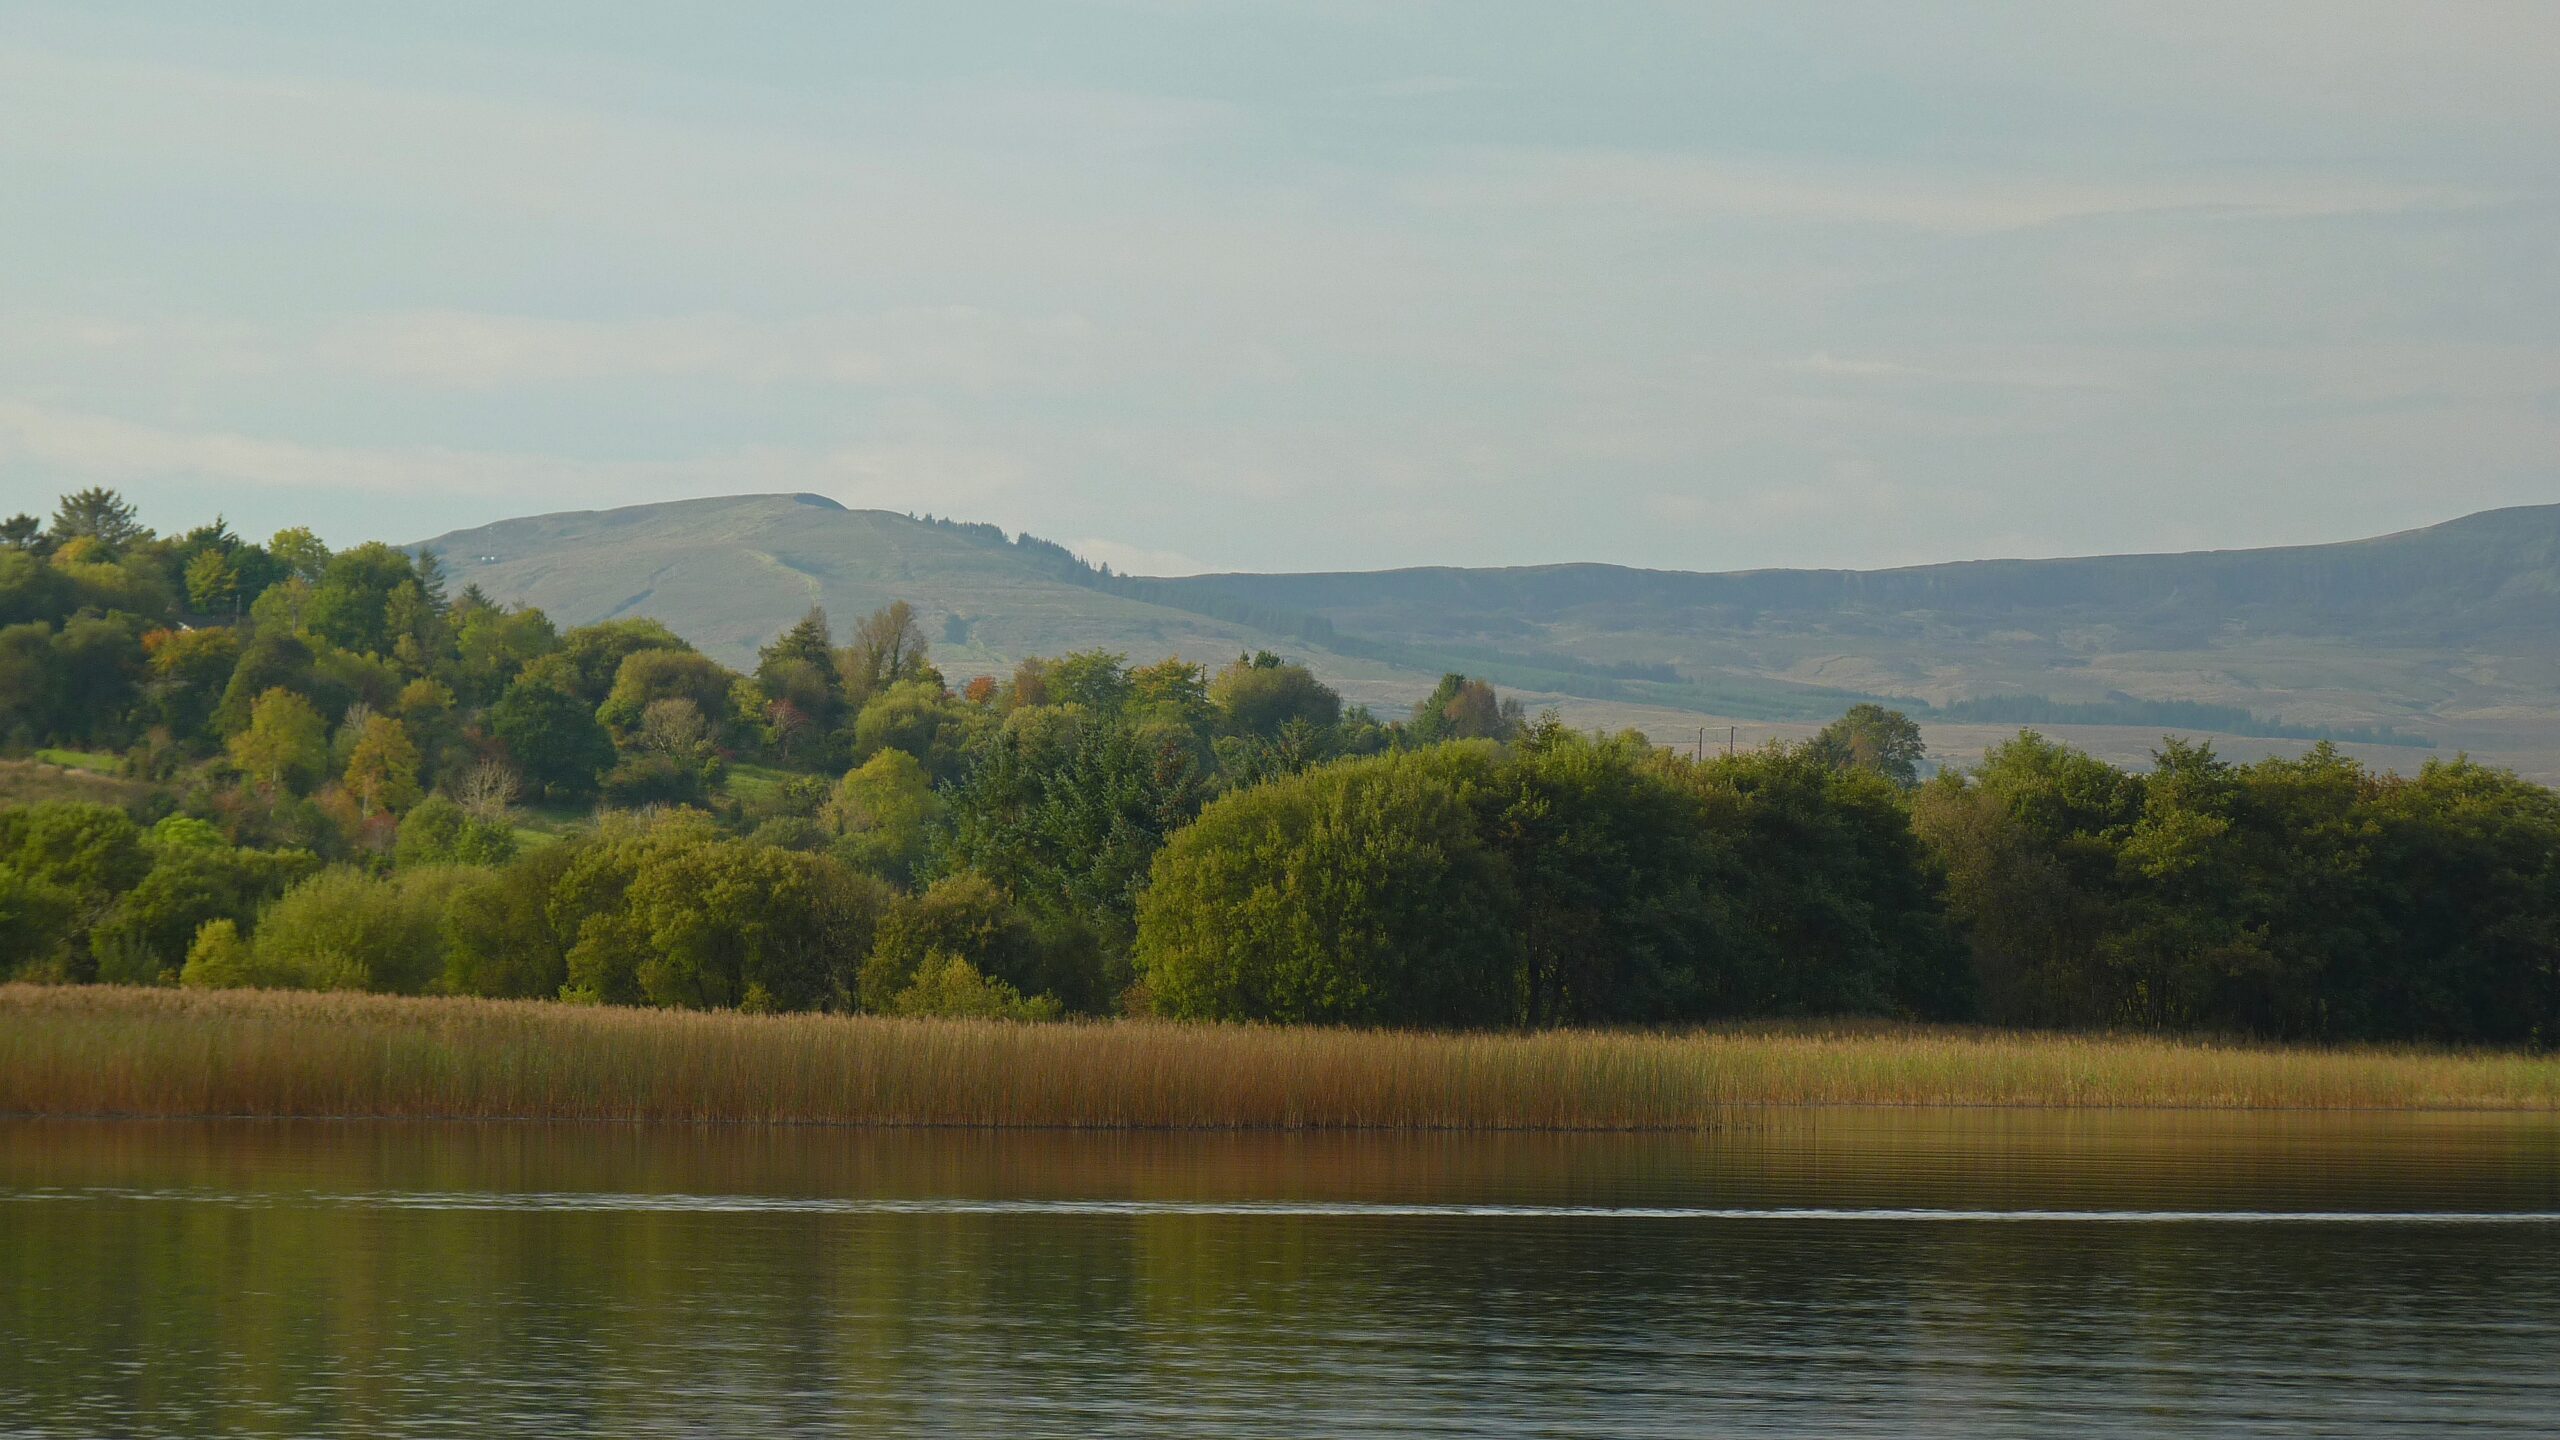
[7,1186,2559,1223]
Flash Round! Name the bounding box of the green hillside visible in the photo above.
[419,495,1451,712]
[1149,504,2560,736]
[419,495,2560,751]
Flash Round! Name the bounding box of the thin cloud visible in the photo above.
[0,399,1042,523]
[1069,538,1214,577]
[1783,352,2119,392]
[312,309,1108,391]
[1409,149,2497,235]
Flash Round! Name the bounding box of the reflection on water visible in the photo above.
[4,1112,2557,1438]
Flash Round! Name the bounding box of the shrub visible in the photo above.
[890,953,1062,1021]
[251,866,473,993]
[177,919,278,990]
[598,752,710,807]
[439,842,577,999]
[860,872,1070,1013]
[851,680,972,781]
[1136,743,1517,1026]
[0,866,79,981]
[822,749,939,884]
[1208,653,1340,737]
[747,816,829,852]
[88,839,320,986]
[489,679,613,800]
[393,796,519,868]
[555,815,889,1011]
[0,802,149,896]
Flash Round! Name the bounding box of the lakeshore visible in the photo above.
[6,985,2555,1127]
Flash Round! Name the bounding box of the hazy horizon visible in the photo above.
[4,3,2554,574]
[413,487,2537,580]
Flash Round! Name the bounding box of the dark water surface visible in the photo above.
[3,1111,2557,1437]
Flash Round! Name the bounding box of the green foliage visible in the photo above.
[490,679,614,800]
[598,648,737,736]
[527,619,693,708]
[937,709,1207,969]
[1917,732,2560,1042]
[176,918,269,989]
[1408,673,1520,745]
[0,622,60,744]
[89,834,319,985]
[837,600,935,709]
[889,953,1063,1021]
[7,488,2560,1048]
[598,751,713,807]
[755,607,842,743]
[859,871,1082,1013]
[151,815,223,849]
[49,488,149,552]
[1495,725,1719,1025]
[1127,656,1214,735]
[228,689,329,794]
[1808,703,1928,787]
[266,527,331,583]
[0,618,147,749]
[851,680,973,781]
[1043,650,1133,714]
[250,867,474,993]
[1140,730,1965,1029]
[183,547,241,614]
[141,626,241,738]
[823,749,941,885]
[342,713,423,817]
[1668,744,1968,1019]
[1139,743,1518,1026]
[450,598,558,704]
[0,803,150,898]
[393,796,518,868]
[304,543,428,658]
[439,843,578,998]
[1209,651,1340,737]
[212,629,316,737]
[554,814,890,1011]
[0,865,80,980]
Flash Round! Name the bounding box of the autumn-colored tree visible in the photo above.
[267,526,331,583]
[343,713,423,817]
[1409,673,1519,743]
[227,688,328,794]
[757,607,842,731]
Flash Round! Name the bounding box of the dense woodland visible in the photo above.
[3,491,2555,1044]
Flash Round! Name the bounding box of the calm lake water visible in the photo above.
[4,1111,2557,1437]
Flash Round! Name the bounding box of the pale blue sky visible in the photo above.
[2,2,2553,574]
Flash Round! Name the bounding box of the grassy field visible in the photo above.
[0,757,148,811]
[5,985,2556,1126]
[30,748,121,774]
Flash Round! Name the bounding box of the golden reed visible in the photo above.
[3,984,2554,1127]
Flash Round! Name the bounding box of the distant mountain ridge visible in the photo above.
[1153,503,2560,645]
[418,496,2560,743]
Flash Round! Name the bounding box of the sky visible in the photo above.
[1,2,2554,576]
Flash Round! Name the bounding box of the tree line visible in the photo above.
[2,491,2555,1044]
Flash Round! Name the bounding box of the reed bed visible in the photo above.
[3,984,2556,1127]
